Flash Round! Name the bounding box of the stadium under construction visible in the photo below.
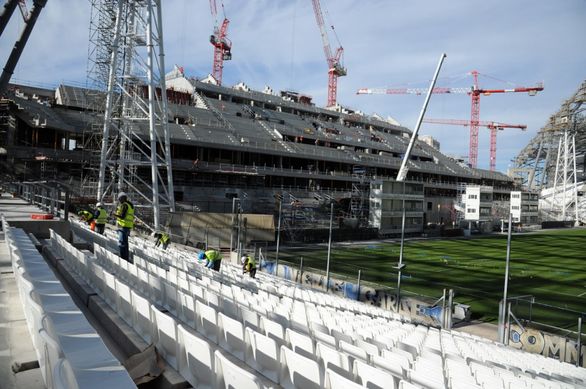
[0,1,585,388]
[0,1,583,242]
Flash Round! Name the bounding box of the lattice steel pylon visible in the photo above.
[546,131,580,222]
[513,80,585,191]
[96,0,175,231]
[87,0,118,91]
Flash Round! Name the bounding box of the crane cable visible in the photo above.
[322,1,343,49]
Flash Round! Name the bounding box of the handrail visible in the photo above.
[5,180,71,220]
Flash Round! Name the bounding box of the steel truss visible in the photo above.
[548,132,579,220]
[95,0,175,231]
[513,80,585,191]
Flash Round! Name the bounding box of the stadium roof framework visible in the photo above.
[513,80,586,190]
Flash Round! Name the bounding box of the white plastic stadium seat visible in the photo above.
[114,278,133,325]
[177,290,196,328]
[214,350,267,389]
[177,325,214,389]
[353,359,397,389]
[52,358,135,389]
[130,290,152,343]
[339,339,369,364]
[316,342,351,372]
[151,305,178,369]
[195,299,218,343]
[398,380,421,389]
[244,327,280,382]
[279,346,322,389]
[325,368,363,389]
[217,312,246,361]
[286,328,315,355]
[261,317,285,347]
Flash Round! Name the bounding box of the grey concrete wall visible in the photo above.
[7,220,70,240]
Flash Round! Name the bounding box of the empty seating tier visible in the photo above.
[7,216,586,388]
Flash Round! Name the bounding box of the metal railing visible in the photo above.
[5,181,71,220]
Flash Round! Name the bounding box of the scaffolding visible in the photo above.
[513,80,585,224]
[542,131,582,222]
[94,0,175,231]
[513,80,585,190]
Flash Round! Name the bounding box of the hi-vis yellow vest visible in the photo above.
[96,208,108,224]
[205,250,221,261]
[116,202,134,228]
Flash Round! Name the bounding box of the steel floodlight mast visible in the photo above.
[358,71,543,169]
[97,0,175,232]
[311,0,346,107]
[395,53,447,310]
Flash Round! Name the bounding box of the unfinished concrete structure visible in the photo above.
[0,71,517,240]
[513,80,585,224]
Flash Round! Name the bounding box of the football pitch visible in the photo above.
[277,228,586,329]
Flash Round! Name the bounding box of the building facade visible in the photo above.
[369,179,425,235]
[510,191,539,224]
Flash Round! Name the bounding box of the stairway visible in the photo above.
[192,90,209,110]
[256,120,295,153]
[454,183,466,224]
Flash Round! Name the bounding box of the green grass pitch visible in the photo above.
[278,228,586,329]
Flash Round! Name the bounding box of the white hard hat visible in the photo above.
[241,256,247,264]
[117,192,127,200]
[96,202,103,207]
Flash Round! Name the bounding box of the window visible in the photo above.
[511,205,520,210]
[512,193,520,199]
[427,202,433,211]
[468,194,477,199]
[467,208,476,213]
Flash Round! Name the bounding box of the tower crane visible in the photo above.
[422,118,527,171]
[209,0,231,85]
[311,0,346,107]
[0,0,47,95]
[357,71,543,169]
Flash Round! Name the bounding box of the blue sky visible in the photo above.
[1,0,585,172]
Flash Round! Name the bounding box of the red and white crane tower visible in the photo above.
[357,71,543,169]
[422,118,527,170]
[209,0,231,85]
[311,0,346,107]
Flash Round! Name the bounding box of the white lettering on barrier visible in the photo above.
[509,324,585,367]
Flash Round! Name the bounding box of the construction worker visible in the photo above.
[154,232,170,250]
[112,192,134,262]
[241,254,257,278]
[93,202,108,235]
[199,249,222,271]
[77,209,95,230]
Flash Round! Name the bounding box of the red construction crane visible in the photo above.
[209,0,231,85]
[357,70,543,169]
[423,118,527,171]
[311,0,346,107]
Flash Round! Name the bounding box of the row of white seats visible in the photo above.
[68,221,586,388]
[53,230,424,388]
[138,238,586,388]
[2,220,135,389]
